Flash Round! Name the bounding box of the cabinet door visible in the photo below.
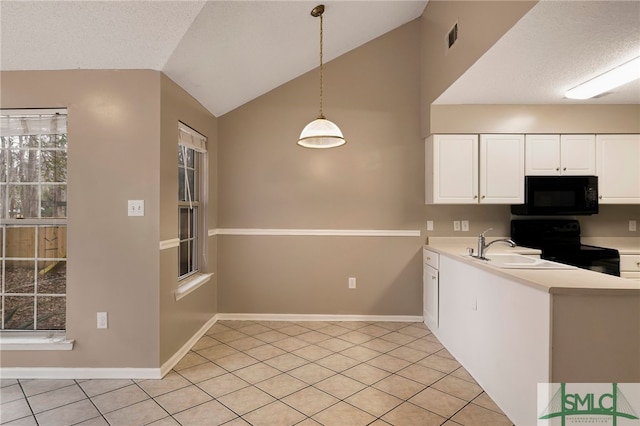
[525,134,560,175]
[423,264,438,330]
[479,134,525,204]
[426,135,479,204]
[560,135,596,175]
[596,135,640,204]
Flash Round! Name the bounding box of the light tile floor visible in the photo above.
[0,320,514,426]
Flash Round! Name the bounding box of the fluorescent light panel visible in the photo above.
[565,56,640,100]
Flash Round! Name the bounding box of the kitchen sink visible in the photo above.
[472,253,576,270]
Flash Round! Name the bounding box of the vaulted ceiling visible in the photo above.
[1,1,638,117]
[0,1,427,116]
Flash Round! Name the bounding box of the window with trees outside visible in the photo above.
[1,110,67,331]
[178,123,207,281]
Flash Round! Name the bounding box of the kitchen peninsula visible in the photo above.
[423,238,640,426]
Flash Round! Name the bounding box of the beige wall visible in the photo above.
[420,0,537,137]
[159,75,218,364]
[419,1,639,239]
[218,21,425,315]
[431,104,640,134]
[2,1,637,371]
[0,70,219,370]
[552,292,640,382]
[1,70,161,368]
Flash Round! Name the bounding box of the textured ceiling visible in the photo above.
[0,1,208,71]
[0,0,427,116]
[1,1,638,116]
[434,1,640,105]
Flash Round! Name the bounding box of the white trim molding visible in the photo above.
[213,228,421,237]
[217,313,424,323]
[0,314,428,379]
[0,367,162,380]
[160,314,218,377]
[159,238,180,250]
[0,332,74,351]
[174,273,214,301]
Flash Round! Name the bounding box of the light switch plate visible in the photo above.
[97,312,108,329]
[453,221,461,231]
[426,221,434,231]
[630,220,637,232]
[128,200,144,216]
[461,220,469,232]
[348,277,356,289]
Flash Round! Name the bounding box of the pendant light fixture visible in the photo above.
[297,4,346,149]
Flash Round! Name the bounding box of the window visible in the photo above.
[1,110,67,331]
[178,123,207,280]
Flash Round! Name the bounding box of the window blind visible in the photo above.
[178,122,207,153]
[178,122,206,210]
[0,109,67,136]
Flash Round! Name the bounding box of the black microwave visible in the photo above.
[511,176,599,216]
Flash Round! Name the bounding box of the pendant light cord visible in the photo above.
[318,12,324,119]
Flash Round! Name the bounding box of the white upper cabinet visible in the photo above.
[596,134,640,204]
[561,135,596,175]
[426,134,478,204]
[426,134,524,204]
[525,134,595,175]
[479,134,525,204]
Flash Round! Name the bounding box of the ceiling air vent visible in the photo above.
[447,21,459,50]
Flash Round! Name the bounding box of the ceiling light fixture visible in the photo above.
[297,4,346,149]
[565,56,640,100]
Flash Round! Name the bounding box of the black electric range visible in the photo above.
[510,219,620,276]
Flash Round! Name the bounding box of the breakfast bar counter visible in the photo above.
[421,237,640,426]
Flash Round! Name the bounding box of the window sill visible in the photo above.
[0,332,74,351]
[175,273,213,301]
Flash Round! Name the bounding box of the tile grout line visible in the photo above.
[16,379,38,425]
[8,321,513,426]
[72,378,108,426]
[205,321,446,425]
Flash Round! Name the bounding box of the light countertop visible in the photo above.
[425,237,640,294]
[580,237,640,255]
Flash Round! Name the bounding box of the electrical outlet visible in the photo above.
[461,220,469,232]
[97,312,108,329]
[426,220,434,231]
[453,221,461,231]
[630,220,637,232]
[348,277,356,289]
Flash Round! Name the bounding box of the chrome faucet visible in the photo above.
[471,228,516,260]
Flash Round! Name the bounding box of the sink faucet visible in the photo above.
[472,228,517,260]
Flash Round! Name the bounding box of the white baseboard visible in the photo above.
[0,314,220,381]
[159,314,219,377]
[0,313,423,379]
[217,313,424,323]
[0,367,163,380]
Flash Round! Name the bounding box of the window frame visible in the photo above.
[1,109,68,333]
[178,145,200,280]
[177,122,210,294]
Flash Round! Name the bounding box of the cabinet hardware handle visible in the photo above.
[473,195,478,199]
[481,195,485,199]
[432,276,436,280]
[556,167,560,171]
[427,257,431,260]
[599,195,603,199]
[563,167,567,171]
